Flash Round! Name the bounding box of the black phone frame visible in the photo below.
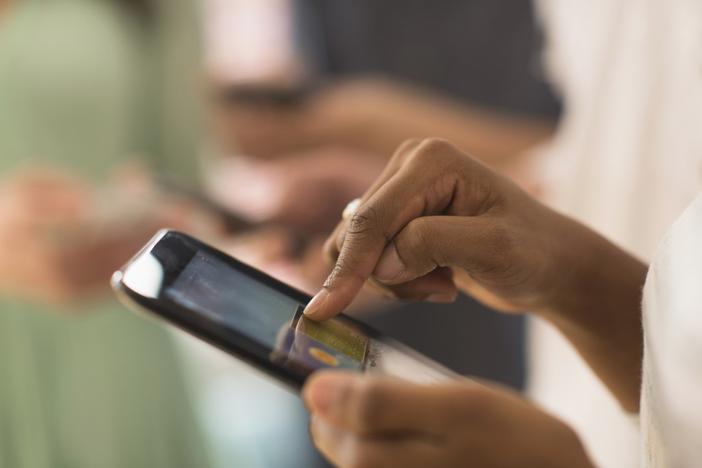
[115,230,383,391]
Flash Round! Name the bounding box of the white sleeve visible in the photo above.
[641,194,702,468]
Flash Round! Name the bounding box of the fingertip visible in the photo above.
[303,289,348,322]
[303,289,331,320]
[304,276,361,320]
[302,288,346,321]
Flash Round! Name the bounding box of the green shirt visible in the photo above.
[0,1,215,467]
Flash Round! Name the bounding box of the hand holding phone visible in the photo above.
[0,168,195,305]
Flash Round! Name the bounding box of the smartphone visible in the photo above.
[112,230,460,391]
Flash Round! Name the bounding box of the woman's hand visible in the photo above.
[304,138,593,318]
[303,371,594,468]
[305,139,648,412]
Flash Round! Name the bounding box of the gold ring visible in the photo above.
[342,198,362,220]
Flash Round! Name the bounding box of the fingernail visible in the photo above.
[303,373,354,417]
[304,289,330,318]
[374,244,405,283]
[426,292,458,303]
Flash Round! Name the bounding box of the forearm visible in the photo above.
[540,216,648,412]
[306,80,556,166]
[361,99,555,166]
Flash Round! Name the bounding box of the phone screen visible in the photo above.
[117,231,459,386]
[165,251,371,373]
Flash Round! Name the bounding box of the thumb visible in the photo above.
[373,216,503,285]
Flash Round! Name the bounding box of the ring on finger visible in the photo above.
[342,198,362,221]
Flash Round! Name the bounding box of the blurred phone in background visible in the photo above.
[218,84,313,108]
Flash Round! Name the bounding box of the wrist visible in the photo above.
[544,223,647,323]
[536,214,647,412]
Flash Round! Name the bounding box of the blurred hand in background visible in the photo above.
[208,78,553,299]
[0,165,217,306]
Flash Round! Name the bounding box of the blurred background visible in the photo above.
[0,1,564,467]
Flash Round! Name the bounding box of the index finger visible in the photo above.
[304,140,425,319]
[303,165,429,320]
[322,139,424,264]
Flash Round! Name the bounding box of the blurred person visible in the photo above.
[212,0,561,385]
[220,0,556,168]
[206,3,560,466]
[214,0,559,229]
[219,2,702,467]
[301,137,702,468]
[0,1,218,467]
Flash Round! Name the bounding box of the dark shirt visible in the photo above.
[295,0,561,119]
[290,1,559,390]
[283,5,555,466]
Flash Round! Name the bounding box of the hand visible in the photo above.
[0,167,200,306]
[212,79,421,159]
[304,138,648,413]
[303,372,594,468]
[304,138,589,319]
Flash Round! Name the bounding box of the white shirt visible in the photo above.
[642,193,702,467]
[532,1,702,467]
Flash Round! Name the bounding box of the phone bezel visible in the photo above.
[112,229,383,391]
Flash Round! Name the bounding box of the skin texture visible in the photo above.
[302,138,648,466]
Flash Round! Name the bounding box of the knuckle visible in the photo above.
[401,217,445,268]
[406,218,432,254]
[406,138,455,169]
[420,137,452,153]
[347,206,386,242]
[391,138,423,165]
[420,138,453,158]
[407,145,433,167]
[348,211,374,236]
[400,138,423,151]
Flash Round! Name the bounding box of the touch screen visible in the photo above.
[166,252,370,373]
[162,248,458,383]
